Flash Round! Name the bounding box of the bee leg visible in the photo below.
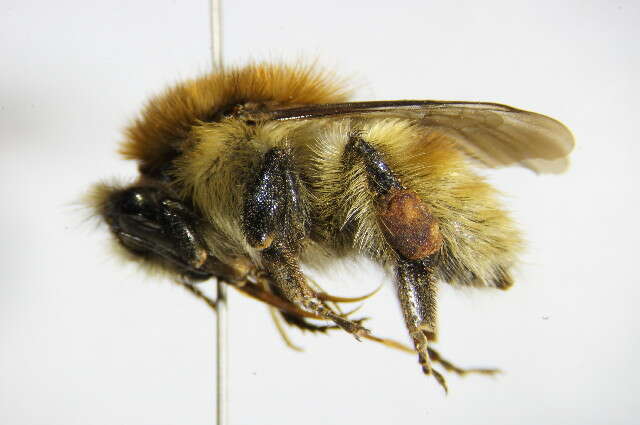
[396,258,448,392]
[345,134,447,390]
[426,347,500,377]
[243,148,370,339]
[241,148,306,251]
[179,280,218,311]
[262,243,369,338]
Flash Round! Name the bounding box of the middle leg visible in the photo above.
[242,147,369,338]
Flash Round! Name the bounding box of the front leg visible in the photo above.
[243,147,369,338]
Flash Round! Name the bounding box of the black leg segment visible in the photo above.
[242,148,306,251]
[344,133,402,195]
[242,147,368,338]
[396,258,438,341]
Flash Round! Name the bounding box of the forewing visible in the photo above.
[414,102,574,173]
[253,100,574,173]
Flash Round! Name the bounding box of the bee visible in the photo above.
[88,62,574,392]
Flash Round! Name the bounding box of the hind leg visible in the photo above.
[395,258,449,391]
[344,133,448,389]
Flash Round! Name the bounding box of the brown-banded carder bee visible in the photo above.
[88,62,574,392]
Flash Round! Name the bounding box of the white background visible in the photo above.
[1,1,638,424]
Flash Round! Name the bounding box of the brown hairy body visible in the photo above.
[89,63,573,391]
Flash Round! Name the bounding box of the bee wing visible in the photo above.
[260,100,574,174]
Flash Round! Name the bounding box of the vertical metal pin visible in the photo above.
[209,2,226,425]
[210,0,223,70]
[215,279,228,425]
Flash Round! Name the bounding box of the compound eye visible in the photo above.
[119,188,152,214]
[117,188,162,231]
[120,190,147,214]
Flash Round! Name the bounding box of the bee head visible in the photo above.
[87,182,212,281]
